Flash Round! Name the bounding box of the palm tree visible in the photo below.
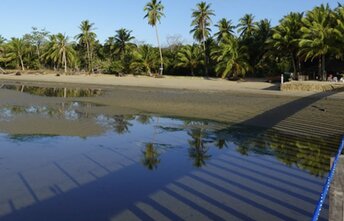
[0,36,6,70]
[114,28,135,58]
[131,44,159,75]
[176,44,203,76]
[214,18,235,42]
[271,13,303,78]
[6,38,27,70]
[212,36,251,79]
[144,0,165,76]
[299,4,335,80]
[334,4,344,59]
[237,14,256,38]
[75,20,97,73]
[104,36,117,59]
[43,34,76,73]
[191,1,215,76]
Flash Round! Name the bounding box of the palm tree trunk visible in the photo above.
[90,46,93,73]
[63,50,67,73]
[318,57,322,80]
[291,53,297,80]
[202,19,208,77]
[86,41,91,73]
[19,55,25,71]
[322,54,326,81]
[155,25,164,76]
[36,45,41,68]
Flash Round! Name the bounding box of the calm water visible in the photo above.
[1,84,103,97]
[0,98,339,220]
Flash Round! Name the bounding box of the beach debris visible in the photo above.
[312,105,326,112]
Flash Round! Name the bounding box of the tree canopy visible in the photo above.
[1,2,344,80]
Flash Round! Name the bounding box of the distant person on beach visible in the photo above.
[327,74,333,82]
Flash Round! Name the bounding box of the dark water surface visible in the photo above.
[0,84,103,98]
[0,100,339,220]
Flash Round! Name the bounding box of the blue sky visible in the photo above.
[0,0,338,45]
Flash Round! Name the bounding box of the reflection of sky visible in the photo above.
[0,102,93,122]
[0,113,331,221]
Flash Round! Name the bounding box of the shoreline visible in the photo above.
[0,73,322,97]
[0,72,277,91]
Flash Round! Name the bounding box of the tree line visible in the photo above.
[0,1,343,80]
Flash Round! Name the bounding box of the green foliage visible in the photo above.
[214,18,235,42]
[131,44,159,75]
[4,38,29,70]
[42,33,77,72]
[177,44,203,76]
[144,0,164,27]
[190,2,214,43]
[0,2,343,80]
[75,20,97,72]
[212,36,251,78]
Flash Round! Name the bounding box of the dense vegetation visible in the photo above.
[0,1,343,80]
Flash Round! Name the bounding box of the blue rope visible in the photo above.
[312,136,344,221]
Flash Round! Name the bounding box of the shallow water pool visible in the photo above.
[0,106,338,221]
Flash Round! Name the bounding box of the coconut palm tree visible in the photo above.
[271,12,303,78]
[43,33,76,73]
[144,0,165,76]
[5,38,28,71]
[131,44,159,75]
[75,20,97,73]
[191,1,215,76]
[299,4,335,80]
[176,44,203,76]
[214,18,235,42]
[212,36,251,79]
[334,4,344,59]
[237,14,256,38]
[114,28,135,58]
[104,36,117,59]
[0,36,6,70]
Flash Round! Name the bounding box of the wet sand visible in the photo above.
[0,77,343,138]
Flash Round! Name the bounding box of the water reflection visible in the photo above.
[142,143,161,170]
[187,124,212,168]
[0,108,335,221]
[1,84,103,97]
[0,101,338,177]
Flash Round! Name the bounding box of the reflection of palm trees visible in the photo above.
[113,115,134,135]
[216,125,338,177]
[188,127,211,168]
[214,139,228,149]
[3,84,102,98]
[142,143,160,170]
[236,144,251,156]
[136,115,152,125]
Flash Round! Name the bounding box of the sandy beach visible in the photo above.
[0,73,281,93]
[0,73,343,139]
